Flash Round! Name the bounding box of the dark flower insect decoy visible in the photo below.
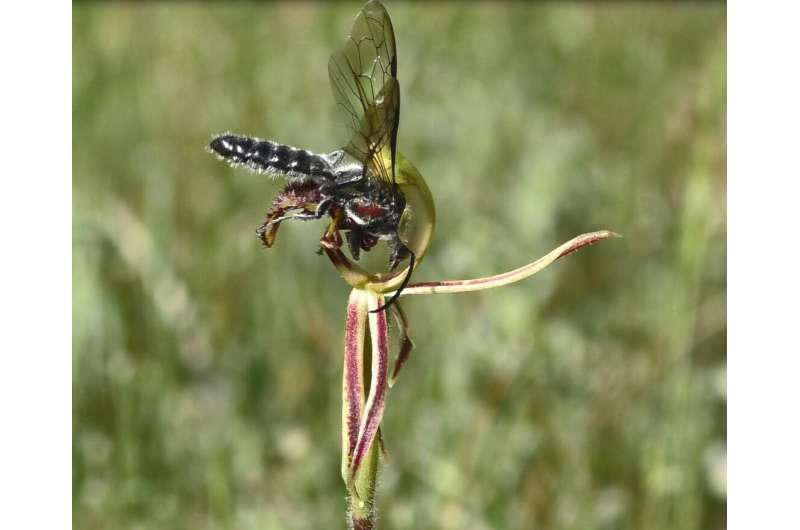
[208,1,616,528]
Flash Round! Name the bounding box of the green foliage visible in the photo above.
[73,2,726,529]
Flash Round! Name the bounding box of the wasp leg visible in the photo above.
[317,217,343,255]
[316,197,333,217]
[372,248,415,313]
[267,210,323,225]
[319,228,343,250]
[258,209,325,247]
[388,301,414,387]
[388,235,412,271]
[318,228,355,273]
[346,229,363,261]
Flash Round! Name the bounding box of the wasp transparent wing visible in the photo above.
[328,0,399,183]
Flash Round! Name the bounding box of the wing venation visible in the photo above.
[328,0,399,183]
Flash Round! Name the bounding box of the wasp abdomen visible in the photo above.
[210,134,334,181]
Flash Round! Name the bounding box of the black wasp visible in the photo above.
[209,0,412,312]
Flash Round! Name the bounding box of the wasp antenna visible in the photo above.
[371,251,415,313]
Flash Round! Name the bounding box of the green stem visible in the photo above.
[347,440,380,529]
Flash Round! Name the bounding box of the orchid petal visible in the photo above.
[341,289,368,481]
[350,291,391,479]
[388,302,414,388]
[400,230,619,296]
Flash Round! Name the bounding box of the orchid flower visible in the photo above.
[262,151,618,528]
[226,132,616,527]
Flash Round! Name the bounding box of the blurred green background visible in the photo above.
[73,2,726,529]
